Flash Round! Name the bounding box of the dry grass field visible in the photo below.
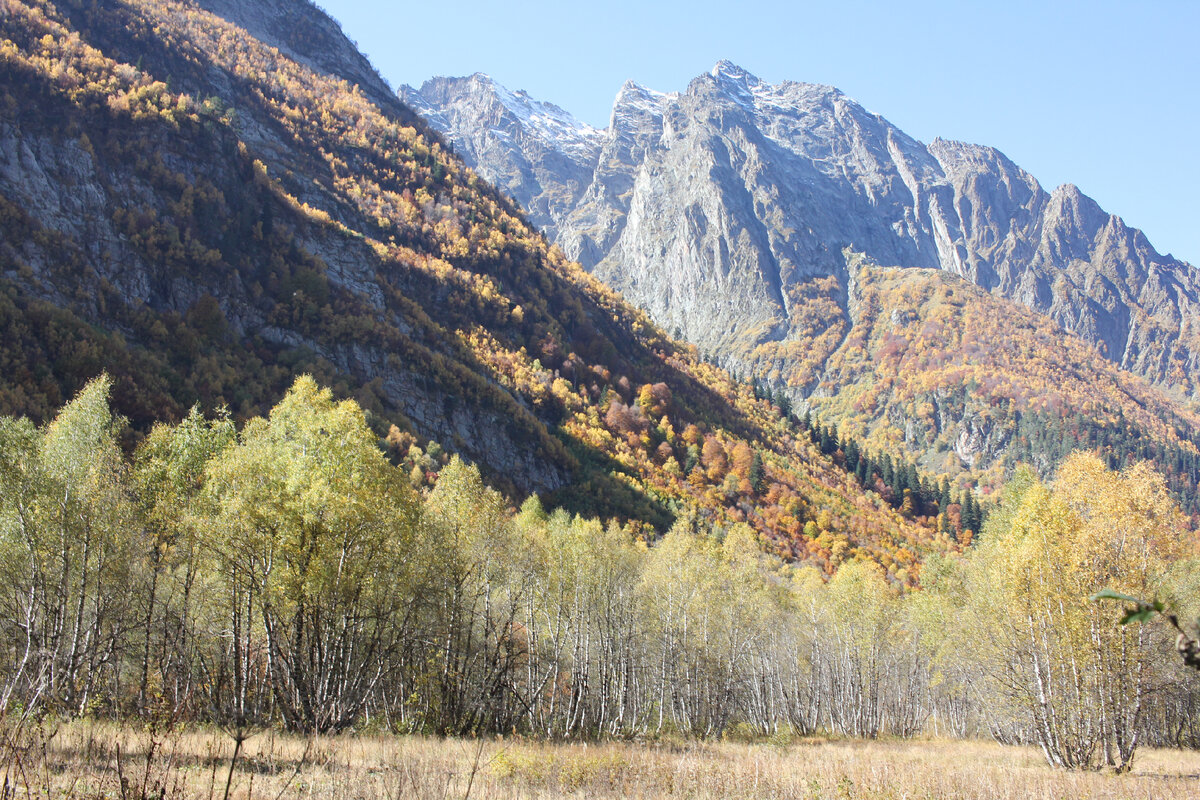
[3,721,1200,800]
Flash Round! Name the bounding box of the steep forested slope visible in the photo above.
[0,0,939,574]
[806,256,1200,509]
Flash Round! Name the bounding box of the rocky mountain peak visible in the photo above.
[402,74,602,161]
[928,138,1019,174]
[611,81,672,129]
[407,67,1200,402]
[707,59,763,96]
[703,62,850,117]
[710,59,755,80]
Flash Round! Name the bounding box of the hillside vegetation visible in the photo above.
[0,0,934,567]
[790,257,1200,511]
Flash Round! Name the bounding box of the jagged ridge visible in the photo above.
[403,63,1200,480]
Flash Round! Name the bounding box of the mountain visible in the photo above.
[816,254,1200,484]
[0,0,944,575]
[403,73,604,245]
[402,64,1200,484]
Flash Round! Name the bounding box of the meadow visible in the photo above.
[6,721,1200,800]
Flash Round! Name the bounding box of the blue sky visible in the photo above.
[321,0,1199,265]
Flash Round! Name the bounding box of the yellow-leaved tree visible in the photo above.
[416,455,531,735]
[133,405,236,716]
[962,454,1185,771]
[203,376,419,733]
[0,376,136,715]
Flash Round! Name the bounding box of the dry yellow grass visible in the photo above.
[3,721,1199,799]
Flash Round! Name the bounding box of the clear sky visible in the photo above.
[320,0,1199,265]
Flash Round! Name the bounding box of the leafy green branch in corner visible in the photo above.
[1091,589,1200,671]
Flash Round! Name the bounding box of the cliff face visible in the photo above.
[0,0,575,495]
[404,62,1200,401]
[403,74,604,244]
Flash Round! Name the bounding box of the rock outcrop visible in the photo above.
[404,62,1200,400]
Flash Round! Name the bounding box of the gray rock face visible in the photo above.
[404,61,1200,399]
[0,0,576,495]
[402,75,605,243]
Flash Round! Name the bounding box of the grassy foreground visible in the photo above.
[4,722,1200,799]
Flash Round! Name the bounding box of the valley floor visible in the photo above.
[5,722,1200,799]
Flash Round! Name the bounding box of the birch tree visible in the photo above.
[0,376,136,714]
[962,454,1183,770]
[203,376,419,733]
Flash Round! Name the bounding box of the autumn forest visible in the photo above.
[2,375,1197,766]
[0,0,1198,797]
